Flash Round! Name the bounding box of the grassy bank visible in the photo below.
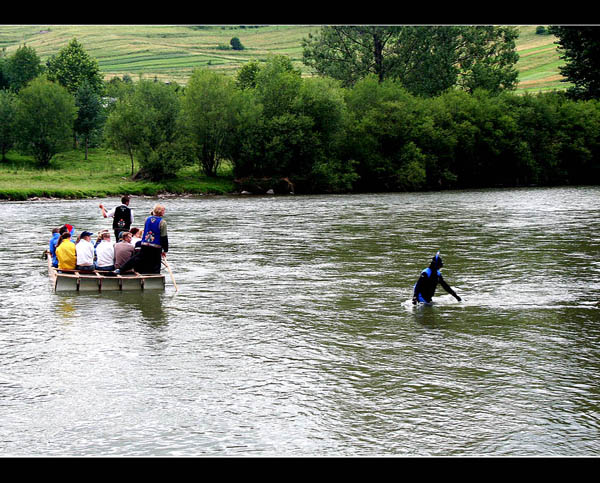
[0,148,236,200]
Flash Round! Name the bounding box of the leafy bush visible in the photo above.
[230,37,244,50]
[15,76,77,166]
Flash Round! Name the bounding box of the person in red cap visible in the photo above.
[59,224,75,238]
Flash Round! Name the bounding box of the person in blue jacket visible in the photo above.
[115,204,168,274]
[49,228,60,268]
[49,224,75,268]
[412,252,461,305]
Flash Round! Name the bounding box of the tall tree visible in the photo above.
[180,68,241,177]
[455,26,520,94]
[386,26,462,97]
[15,76,77,166]
[4,45,44,92]
[236,60,261,90]
[104,79,181,180]
[302,26,519,96]
[302,26,400,87]
[0,50,9,90]
[0,90,18,160]
[46,38,104,149]
[46,38,104,95]
[549,26,600,100]
[104,96,143,176]
[74,81,105,160]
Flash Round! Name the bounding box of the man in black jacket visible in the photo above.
[99,195,134,240]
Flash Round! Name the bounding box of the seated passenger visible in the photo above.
[114,231,135,271]
[55,232,76,271]
[60,224,75,237]
[95,232,115,271]
[129,227,142,251]
[94,229,110,248]
[76,231,95,271]
[49,228,60,268]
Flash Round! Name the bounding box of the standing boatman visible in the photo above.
[412,252,462,305]
[115,203,168,275]
[99,195,134,240]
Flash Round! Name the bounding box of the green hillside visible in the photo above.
[514,26,569,92]
[0,24,569,92]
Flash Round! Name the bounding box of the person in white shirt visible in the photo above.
[76,231,96,271]
[95,231,115,271]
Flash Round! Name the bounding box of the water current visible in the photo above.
[0,186,599,456]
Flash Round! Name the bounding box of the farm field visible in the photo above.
[0,25,318,84]
[514,25,569,92]
[0,24,570,92]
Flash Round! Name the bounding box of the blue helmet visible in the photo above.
[430,251,443,269]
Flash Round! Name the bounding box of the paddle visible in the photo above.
[161,258,179,291]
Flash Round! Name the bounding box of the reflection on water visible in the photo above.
[97,292,169,326]
[0,186,599,456]
[56,298,77,319]
[51,291,168,326]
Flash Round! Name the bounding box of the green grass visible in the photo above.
[514,26,571,93]
[0,25,568,92]
[0,148,235,200]
[0,25,319,84]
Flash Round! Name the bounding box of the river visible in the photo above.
[1,186,599,456]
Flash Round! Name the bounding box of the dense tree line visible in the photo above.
[301,26,520,96]
[1,31,600,194]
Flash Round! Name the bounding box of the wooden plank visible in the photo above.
[47,255,166,292]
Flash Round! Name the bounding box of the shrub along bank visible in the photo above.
[110,62,600,194]
[230,75,600,193]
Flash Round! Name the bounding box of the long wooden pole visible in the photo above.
[162,258,179,291]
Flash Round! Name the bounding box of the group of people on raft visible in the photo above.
[47,195,462,303]
[48,195,169,276]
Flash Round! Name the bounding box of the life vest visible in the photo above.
[141,216,162,249]
[113,205,132,232]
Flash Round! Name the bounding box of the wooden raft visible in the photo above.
[47,252,165,292]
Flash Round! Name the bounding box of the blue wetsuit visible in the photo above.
[413,254,461,304]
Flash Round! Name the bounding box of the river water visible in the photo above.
[0,186,599,456]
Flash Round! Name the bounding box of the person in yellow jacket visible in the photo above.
[55,232,77,271]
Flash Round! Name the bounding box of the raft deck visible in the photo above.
[47,252,165,292]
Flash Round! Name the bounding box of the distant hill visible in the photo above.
[0,25,569,93]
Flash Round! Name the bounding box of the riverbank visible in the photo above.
[3,147,597,202]
[0,148,236,201]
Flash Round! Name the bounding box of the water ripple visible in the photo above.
[1,187,599,456]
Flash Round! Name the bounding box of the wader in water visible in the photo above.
[412,252,461,305]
